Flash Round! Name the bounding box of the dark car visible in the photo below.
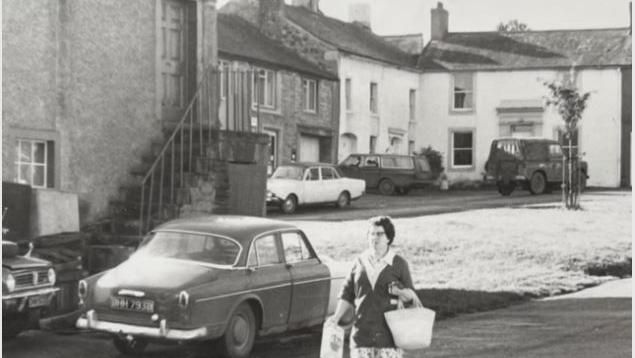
[484,137,589,196]
[338,153,438,195]
[76,215,347,358]
[2,240,59,338]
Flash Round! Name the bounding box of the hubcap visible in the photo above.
[232,316,249,347]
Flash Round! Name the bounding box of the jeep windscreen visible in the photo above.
[271,166,304,180]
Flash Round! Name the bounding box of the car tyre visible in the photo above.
[528,172,547,195]
[336,191,350,208]
[280,195,297,214]
[218,303,256,358]
[113,335,148,355]
[378,179,395,195]
[496,181,515,196]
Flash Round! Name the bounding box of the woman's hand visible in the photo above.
[392,287,416,303]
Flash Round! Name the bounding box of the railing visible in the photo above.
[139,67,259,234]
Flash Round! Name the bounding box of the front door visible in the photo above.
[159,0,196,124]
[280,231,330,329]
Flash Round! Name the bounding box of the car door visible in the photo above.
[247,234,292,331]
[548,143,565,182]
[280,230,331,329]
[302,167,321,203]
[338,155,363,179]
[360,155,381,188]
[320,166,340,201]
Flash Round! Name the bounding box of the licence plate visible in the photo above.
[28,295,49,308]
[110,296,154,313]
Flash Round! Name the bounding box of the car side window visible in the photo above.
[305,168,320,181]
[362,156,379,168]
[321,167,338,180]
[249,235,281,266]
[549,144,563,158]
[341,155,361,167]
[281,232,314,264]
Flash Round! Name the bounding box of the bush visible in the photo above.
[416,146,444,174]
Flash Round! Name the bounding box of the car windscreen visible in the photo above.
[133,231,241,266]
[271,166,304,180]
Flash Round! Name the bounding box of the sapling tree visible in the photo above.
[543,71,591,209]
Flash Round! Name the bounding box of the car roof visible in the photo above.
[279,161,336,169]
[152,215,298,244]
[347,153,414,158]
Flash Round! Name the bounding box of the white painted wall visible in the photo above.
[337,55,421,161]
[419,68,623,187]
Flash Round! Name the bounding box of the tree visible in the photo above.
[543,70,591,210]
[497,20,530,32]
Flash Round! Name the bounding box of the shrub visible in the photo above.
[416,146,444,174]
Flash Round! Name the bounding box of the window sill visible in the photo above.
[448,165,475,172]
[450,108,475,115]
[253,106,281,115]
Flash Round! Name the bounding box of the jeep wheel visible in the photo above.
[280,195,297,214]
[378,179,395,195]
[218,303,256,358]
[113,335,148,355]
[496,182,515,196]
[529,172,547,195]
[336,191,350,208]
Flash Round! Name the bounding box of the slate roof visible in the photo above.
[284,5,418,68]
[382,34,424,55]
[418,28,632,71]
[217,14,337,80]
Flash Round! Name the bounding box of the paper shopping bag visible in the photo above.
[320,321,345,358]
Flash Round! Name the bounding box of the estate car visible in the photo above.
[76,216,348,358]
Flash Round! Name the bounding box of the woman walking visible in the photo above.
[328,216,418,358]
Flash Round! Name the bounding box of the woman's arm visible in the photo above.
[328,299,354,325]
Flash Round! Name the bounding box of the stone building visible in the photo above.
[218,13,339,173]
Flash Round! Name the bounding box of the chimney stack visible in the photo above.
[291,0,319,12]
[259,0,285,37]
[430,2,448,41]
[349,3,371,30]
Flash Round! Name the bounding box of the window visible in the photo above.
[340,155,361,167]
[281,232,313,264]
[370,82,378,113]
[249,235,281,266]
[451,131,474,167]
[321,167,339,180]
[381,156,414,169]
[302,78,317,113]
[408,140,415,155]
[557,129,578,157]
[452,73,473,110]
[15,139,54,188]
[305,167,320,181]
[219,60,230,99]
[369,135,377,153]
[345,78,352,111]
[252,68,277,108]
[409,89,416,121]
[362,155,379,168]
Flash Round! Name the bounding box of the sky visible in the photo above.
[218,0,632,42]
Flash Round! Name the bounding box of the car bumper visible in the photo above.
[2,287,59,313]
[483,175,528,182]
[76,309,215,340]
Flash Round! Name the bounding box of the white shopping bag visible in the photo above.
[320,321,345,358]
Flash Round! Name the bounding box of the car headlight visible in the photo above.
[178,290,189,308]
[5,273,15,292]
[48,268,56,285]
[78,280,88,300]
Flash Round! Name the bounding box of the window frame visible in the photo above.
[252,67,277,109]
[280,231,315,264]
[248,234,283,267]
[302,78,318,113]
[15,139,52,188]
[345,78,352,111]
[409,89,416,121]
[451,73,474,112]
[449,129,475,169]
[369,82,378,114]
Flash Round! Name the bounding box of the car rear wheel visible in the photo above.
[218,303,256,358]
[336,191,350,208]
[496,181,516,196]
[529,172,547,195]
[280,195,297,214]
[378,179,395,195]
[113,335,148,355]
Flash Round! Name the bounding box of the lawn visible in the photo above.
[295,192,631,297]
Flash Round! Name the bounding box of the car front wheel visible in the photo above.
[113,335,148,355]
[529,172,547,195]
[378,179,395,195]
[497,181,516,196]
[336,191,350,208]
[218,303,256,358]
[280,195,297,214]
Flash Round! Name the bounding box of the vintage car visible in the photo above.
[2,240,59,338]
[76,216,348,358]
[484,137,589,196]
[266,162,366,214]
[338,154,439,195]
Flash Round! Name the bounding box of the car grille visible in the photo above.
[13,269,50,289]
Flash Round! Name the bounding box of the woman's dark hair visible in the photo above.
[369,216,395,245]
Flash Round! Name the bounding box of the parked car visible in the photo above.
[76,216,349,358]
[2,240,59,338]
[338,153,439,195]
[484,137,589,196]
[266,162,366,214]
